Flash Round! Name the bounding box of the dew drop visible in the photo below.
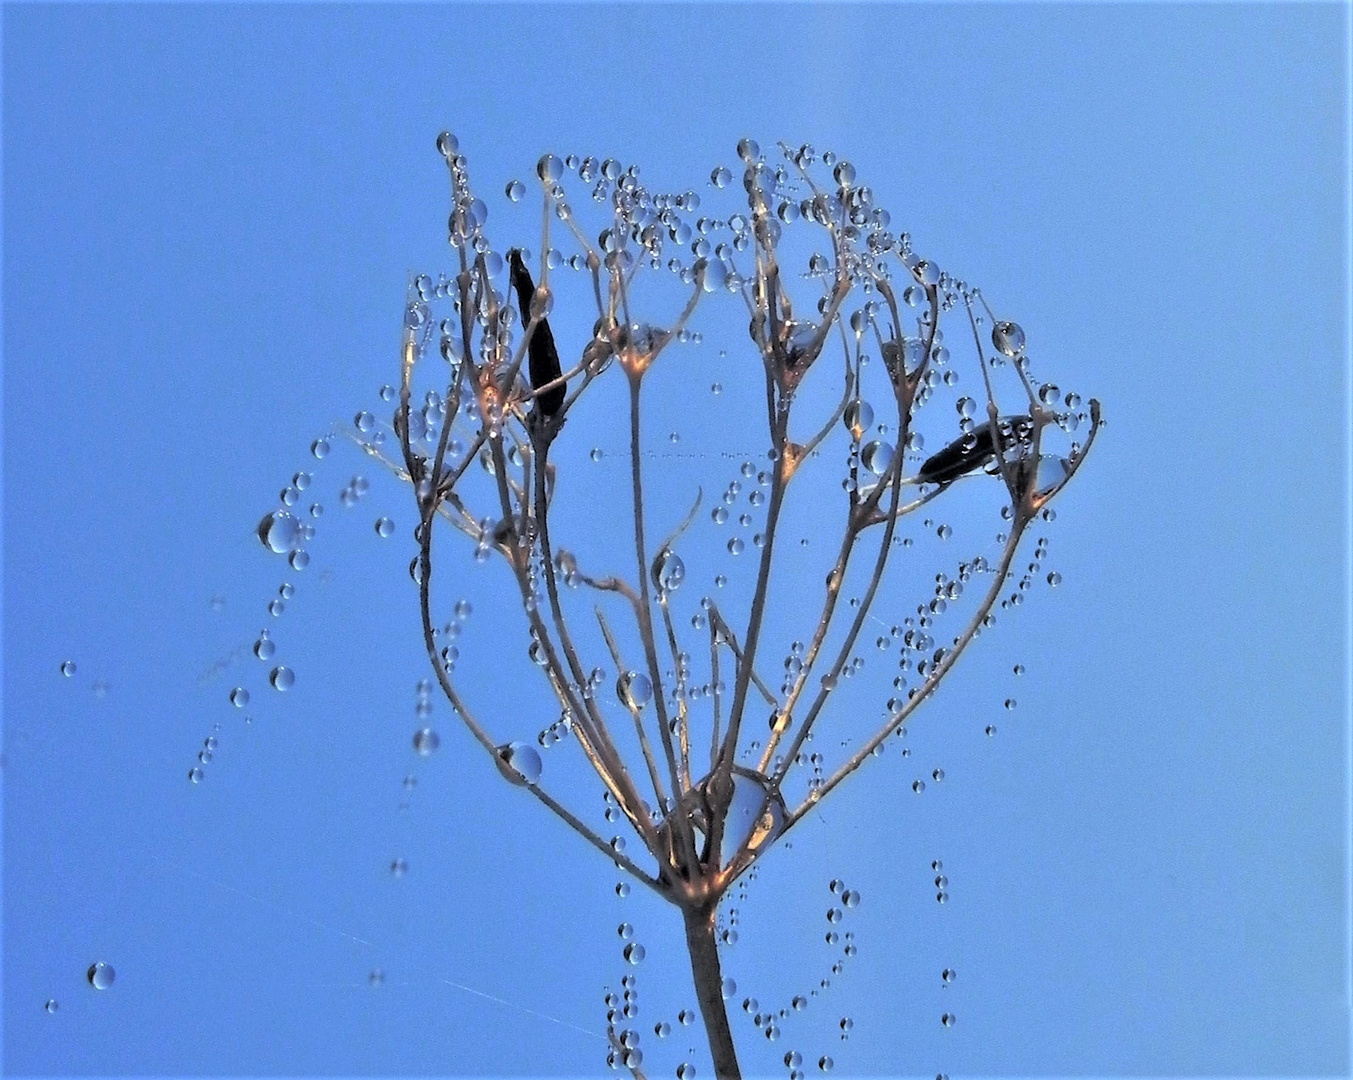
[188,767,204,784]
[257,511,302,554]
[269,666,295,691]
[60,660,76,677]
[991,321,1025,357]
[498,741,542,785]
[505,179,527,202]
[230,687,250,708]
[311,438,331,459]
[44,999,58,1014]
[623,942,646,965]
[413,728,440,756]
[375,517,395,538]
[86,962,115,990]
[720,977,737,999]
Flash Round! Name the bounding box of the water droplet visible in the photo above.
[86,962,115,990]
[1047,571,1062,586]
[678,1008,695,1025]
[843,400,874,440]
[616,882,631,898]
[389,858,407,878]
[311,438,331,459]
[269,666,295,691]
[375,517,395,538]
[44,999,58,1014]
[677,1063,696,1080]
[253,635,275,661]
[912,779,925,793]
[720,977,737,999]
[230,687,250,708]
[257,511,302,554]
[991,321,1025,357]
[931,768,945,782]
[736,137,760,162]
[818,1057,834,1073]
[941,1012,955,1027]
[842,889,860,908]
[861,440,894,475]
[537,154,564,183]
[655,1020,671,1037]
[618,922,634,940]
[497,741,542,785]
[617,671,653,710]
[505,179,527,202]
[435,131,458,158]
[623,942,646,965]
[188,767,204,784]
[654,550,686,592]
[413,728,440,756]
[727,538,744,555]
[942,967,956,984]
[60,660,76,677]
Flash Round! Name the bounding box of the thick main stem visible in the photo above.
[682,902,741,1080]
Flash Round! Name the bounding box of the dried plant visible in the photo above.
[371,131,1100,1078]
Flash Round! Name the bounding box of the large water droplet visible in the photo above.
[257,511,302,554]
[269,666,295,691]
[497,741,542,785]
[86,962,115,990]
[991,321,1025,357]
[843,400,874,441]
[861,440,894,475]
[617,671,653,710]
[654,550,685,592]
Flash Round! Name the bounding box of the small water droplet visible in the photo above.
[60,660,76,677]
[230,687,250,708]
[45,999,59,1013]
[270,666,295,691]
[505,179,527,202]
[188,767,204,784]
[413,728,440,756]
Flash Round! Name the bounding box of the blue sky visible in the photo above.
[3,3,1349,1078]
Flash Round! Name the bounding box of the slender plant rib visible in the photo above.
[595,604,673,816]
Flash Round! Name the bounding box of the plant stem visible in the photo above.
[682,902,741,1080]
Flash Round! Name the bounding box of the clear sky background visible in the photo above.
[3,4,1349,1078]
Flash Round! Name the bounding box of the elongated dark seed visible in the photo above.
[917,417,1033,485]
[508,249,565,417]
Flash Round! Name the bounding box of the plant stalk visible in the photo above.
[682,902,741,1080]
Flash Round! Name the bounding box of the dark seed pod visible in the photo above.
[508,249,565,418]
[917,416,1034,485]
